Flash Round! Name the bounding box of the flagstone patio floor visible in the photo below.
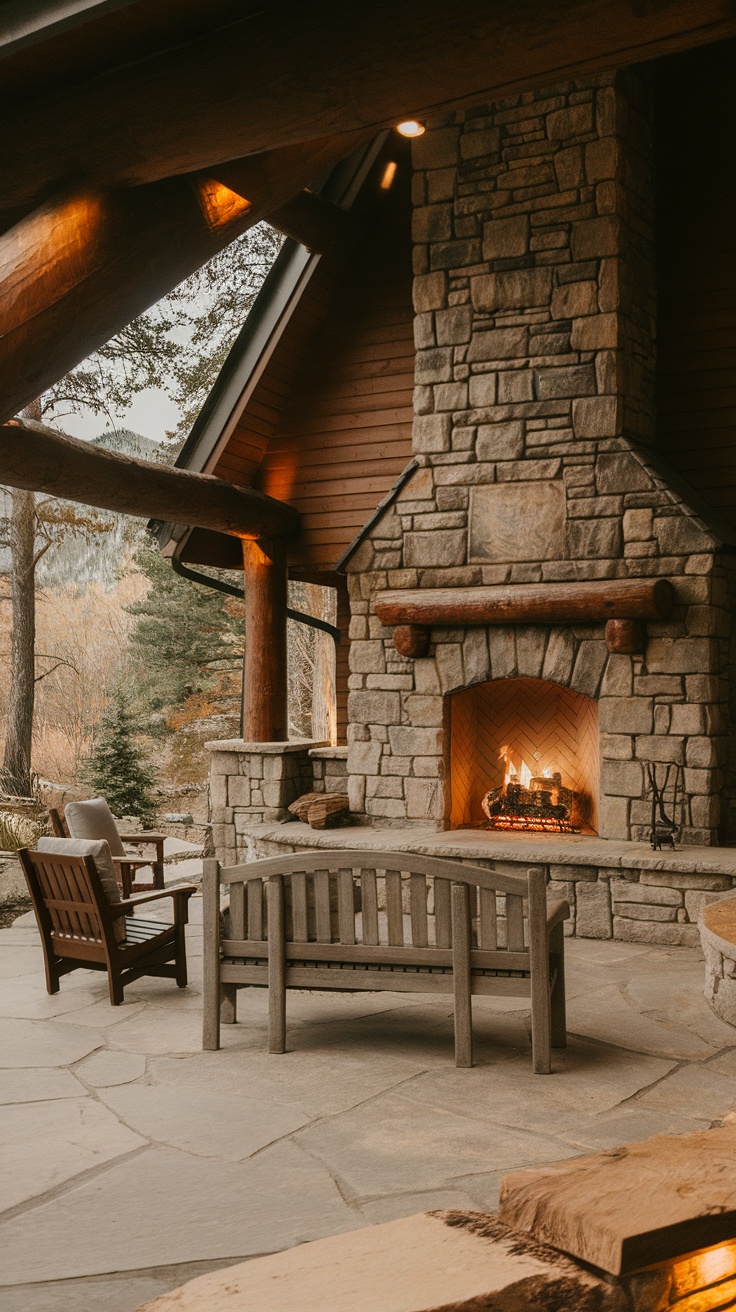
[1,895,735,1312]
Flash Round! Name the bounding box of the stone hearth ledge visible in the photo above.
[237,821,736,879]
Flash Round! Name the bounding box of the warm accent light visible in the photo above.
[672,1242,736,1302]
[195,178,252,231]
[380,160,398,190]
[396,119,425,138]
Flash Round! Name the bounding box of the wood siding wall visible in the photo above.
[656,42,736,527]
[255,201,414,571]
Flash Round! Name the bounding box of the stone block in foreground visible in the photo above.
[136,1211,626,1312]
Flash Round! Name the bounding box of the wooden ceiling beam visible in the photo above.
[0,418,299,539]
[0,132,362,424]
[0,0,734,214]
[264,190,356,255]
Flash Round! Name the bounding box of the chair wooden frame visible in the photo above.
[19,847,196,1005]
[203,850,569,1072]
[49,806,166,894]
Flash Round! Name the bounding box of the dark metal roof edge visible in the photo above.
[174,134,388,479]
[173,239,315,476]
[335,460,419,573]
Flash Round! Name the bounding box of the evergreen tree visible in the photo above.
[81,689,158,825]
[126,540,244,722]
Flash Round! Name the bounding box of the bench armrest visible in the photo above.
[546,898,570,931]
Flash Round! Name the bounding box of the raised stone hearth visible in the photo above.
[235,822,736,948]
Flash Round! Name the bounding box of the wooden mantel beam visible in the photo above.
[376,580,675,658]
[0,132,362,424]
[0,419,298,540]
[0,0,734,215]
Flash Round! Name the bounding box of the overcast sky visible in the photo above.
[60,387,182,443]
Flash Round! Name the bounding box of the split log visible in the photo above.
[288,793,325,822]
[376,580,675,628]
[307,795,350,830]
[0,419,298,540]
[0,132,363,424]
[2,1,735,212]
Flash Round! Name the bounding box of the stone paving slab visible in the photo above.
[0,896,734,1311]
[0,1097,145,1212]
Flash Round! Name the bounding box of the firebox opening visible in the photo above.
[448,677,599,834]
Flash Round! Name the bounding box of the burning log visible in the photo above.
[481,767,582,833]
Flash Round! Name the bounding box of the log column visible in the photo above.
[242,538,288,742]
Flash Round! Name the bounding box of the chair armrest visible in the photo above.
[122,832,167,845]
[547,898,570,931]
[112,855,155,867]
[117,884,197,926]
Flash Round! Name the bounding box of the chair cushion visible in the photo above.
[65,798,126,856]
[37,837,126,943]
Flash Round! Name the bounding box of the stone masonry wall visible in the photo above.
[345,69,733,846]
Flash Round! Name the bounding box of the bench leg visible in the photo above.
[268,876,286,1054]
[221,984,237,1024]
[452,883,473,1068]
[549,922,567,1049]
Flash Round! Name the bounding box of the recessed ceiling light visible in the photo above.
[396,120,425,138]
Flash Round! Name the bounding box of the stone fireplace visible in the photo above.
[208,61,736,946]
[447,677,599,833]
[341,68,736,852]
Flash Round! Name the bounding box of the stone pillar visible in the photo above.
[206,738,317,862]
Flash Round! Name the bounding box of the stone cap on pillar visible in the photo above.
[204,739,328,754]
[499,1123,736,1275]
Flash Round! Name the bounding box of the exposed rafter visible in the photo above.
[0,132,364,424]
[0,418,298,540]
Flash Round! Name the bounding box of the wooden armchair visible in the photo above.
[19,843,196,1006]
[50,799,166,895]
[203,850,569,1072]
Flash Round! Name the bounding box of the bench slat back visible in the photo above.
[220,850,537,957]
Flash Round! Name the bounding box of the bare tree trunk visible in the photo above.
[1,401,40,796]
[309,584,337,746]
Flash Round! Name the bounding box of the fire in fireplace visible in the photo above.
[448,677,599,832]
[481,746,582,833]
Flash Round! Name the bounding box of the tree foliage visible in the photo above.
[40,222,283,445]
[80,688,158,825]
[126,541,244,724]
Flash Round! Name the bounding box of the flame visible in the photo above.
[499,745,533,789]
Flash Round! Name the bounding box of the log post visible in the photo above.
[242,539,289,742]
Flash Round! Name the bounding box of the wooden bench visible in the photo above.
[203,850,569,1072]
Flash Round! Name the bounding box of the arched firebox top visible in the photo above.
[447,677,599,833]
